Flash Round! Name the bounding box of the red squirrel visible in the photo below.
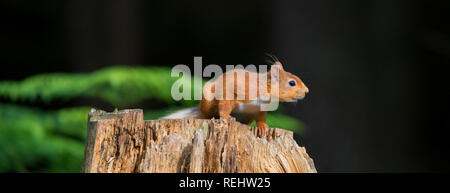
[163,55,309,137]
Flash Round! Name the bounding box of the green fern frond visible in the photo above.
[0,66,203,107]
[0,103,88,172]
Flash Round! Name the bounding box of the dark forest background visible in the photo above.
[1,0,449,172]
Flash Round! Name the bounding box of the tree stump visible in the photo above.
[81,109,317,173]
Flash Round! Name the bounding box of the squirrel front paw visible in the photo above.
[256,122,269,138]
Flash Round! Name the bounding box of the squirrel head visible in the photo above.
[269,60,309,102]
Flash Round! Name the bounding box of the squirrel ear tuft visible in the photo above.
[272,61,284,71]
[264,53,284,70]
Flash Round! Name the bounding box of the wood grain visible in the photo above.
[81,109,316,173]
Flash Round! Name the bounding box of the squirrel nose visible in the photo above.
[303,85,309,94]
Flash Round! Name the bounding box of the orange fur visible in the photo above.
[198,61,309,137]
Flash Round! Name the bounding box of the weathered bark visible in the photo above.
[81,109,317,173]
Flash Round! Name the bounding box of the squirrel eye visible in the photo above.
[289,80,296,87]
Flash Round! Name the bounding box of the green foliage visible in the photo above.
[0,66,201,107]
[0,66,307,172]
[260,112,307,134]
[0,104,88,172]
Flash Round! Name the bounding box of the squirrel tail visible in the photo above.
[159,107,200,120]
